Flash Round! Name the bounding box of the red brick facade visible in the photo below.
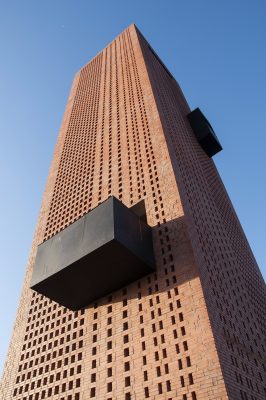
[1,24,265,400]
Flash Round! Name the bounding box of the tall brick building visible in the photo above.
[1,24,265,400]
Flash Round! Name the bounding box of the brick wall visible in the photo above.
[1,24,265,400]
[137,26,266,399]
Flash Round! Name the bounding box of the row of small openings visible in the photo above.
[15,364,81,385]
[14,393,80,400]
[13,378,81,397]
[90,388,197,400]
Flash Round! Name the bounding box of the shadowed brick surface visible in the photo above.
[1,24,265,400]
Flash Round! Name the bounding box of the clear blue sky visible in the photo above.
[0,0,265,373]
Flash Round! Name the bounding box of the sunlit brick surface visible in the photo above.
[1,24,265,400]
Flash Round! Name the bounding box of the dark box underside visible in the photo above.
[32,240,154,310]
[30,197,155,310]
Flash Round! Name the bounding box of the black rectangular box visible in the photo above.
[187,108,222,157]
[30,197,155,310]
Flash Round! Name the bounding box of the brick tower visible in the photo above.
[1,24,265,400]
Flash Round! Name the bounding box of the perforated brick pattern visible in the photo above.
[1,24,265,400]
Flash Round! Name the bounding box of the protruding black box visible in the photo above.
[187,108,222,157]
[30,197,155,310]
